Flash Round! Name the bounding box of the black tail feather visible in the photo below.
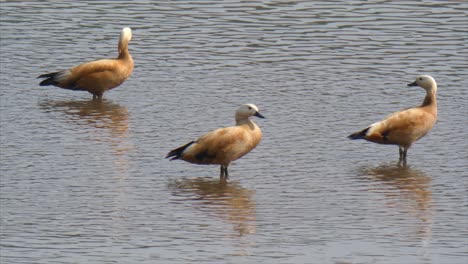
[348,127,370,140]
[166,141,195,160]
[38,72,56,79]
[39,78,59,86]
[38,72,59,86]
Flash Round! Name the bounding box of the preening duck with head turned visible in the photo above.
[38,27,134,99]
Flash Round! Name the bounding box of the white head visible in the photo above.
[408,75,437,91]
[119,27,132,51]
[235,104,264,121]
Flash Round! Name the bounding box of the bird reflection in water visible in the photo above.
[358,162,432,246]
[169,177,256,237]
[39,99,133,178]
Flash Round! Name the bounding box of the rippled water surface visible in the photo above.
[1,1,467,263]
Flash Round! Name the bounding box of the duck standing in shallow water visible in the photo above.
[348,75,438,164]
[38,27,134,99]
[166,104,264,179]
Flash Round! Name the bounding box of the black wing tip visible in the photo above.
[38,72,59,86]
[38,72,56,79]
[165,153,180,160]
[348,127,369,140]
[165,152,177,159]
[39,78,55,86]
[166,141,195,160]
[347,133,361,140]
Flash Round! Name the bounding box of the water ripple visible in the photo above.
[1,1,467,263]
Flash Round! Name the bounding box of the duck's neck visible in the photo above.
[421,86,437,107]
[118,42,132,60]
[236,118,256,129]
[421,86,437,118]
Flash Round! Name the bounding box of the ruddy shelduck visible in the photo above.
[166,104,265,179]
[348,75,438,164]
[38,27,134,99]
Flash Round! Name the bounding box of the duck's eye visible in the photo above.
[248,107,252,110]
[419,77,423,81]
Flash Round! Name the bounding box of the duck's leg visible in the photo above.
[92,92,103,100]
[220,165,225,178]
[220,165,229,179]
[398,146,408,166]
[224,165,229,179]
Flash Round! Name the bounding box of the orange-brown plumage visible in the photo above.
[348,75,438,163]
[38,27,133,99]
[181,124,261,165]
[167,104,264,178]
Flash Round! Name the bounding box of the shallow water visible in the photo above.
[1,1,467,263]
